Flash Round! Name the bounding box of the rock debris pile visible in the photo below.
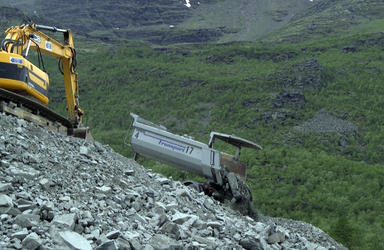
[0,112,346,250]
[295,110,357,135]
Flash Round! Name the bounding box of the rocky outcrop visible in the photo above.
[295,110,357,135]
[268,59,330,91]
[0,112,346,249]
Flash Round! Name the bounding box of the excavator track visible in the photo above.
[0,87,72,133]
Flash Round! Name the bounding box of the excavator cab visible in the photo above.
[0,24,91,140]
[0,48,50,104]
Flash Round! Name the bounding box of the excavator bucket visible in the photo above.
[72,127,93,141]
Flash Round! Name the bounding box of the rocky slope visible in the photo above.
[0,112,347,249]
[262,0,384,43]
[1,0,314,44]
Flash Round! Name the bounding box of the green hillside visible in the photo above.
[263,0,384,43]
[1,0,313,44]
[37,31,384,249]
[0,6,26,39]
[1,2,384,250]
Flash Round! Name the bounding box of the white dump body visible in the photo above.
[130,113,222,180]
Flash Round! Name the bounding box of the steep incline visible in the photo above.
[1,0,314,44]
[0,113,347,249]
[263,0,384,43]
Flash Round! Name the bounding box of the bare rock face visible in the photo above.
[0,112,347,249]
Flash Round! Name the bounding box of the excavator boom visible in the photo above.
[0,23,90,139]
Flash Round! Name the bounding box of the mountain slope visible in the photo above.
[263,0,384,43]
[1,0,383,44]
[183,0,313,42]
[0,113,346,249]
[0,6,26,39]
[41,31,383,249]
[1,0,314,44]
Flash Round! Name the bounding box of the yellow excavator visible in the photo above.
[0,23,90,139]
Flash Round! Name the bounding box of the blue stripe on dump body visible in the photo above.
[142,131,187,152]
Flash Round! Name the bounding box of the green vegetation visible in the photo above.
[262,0,384,44]
[40,31,384,249]
[1,1,384,249]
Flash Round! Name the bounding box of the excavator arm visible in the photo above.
[1,23,83,127]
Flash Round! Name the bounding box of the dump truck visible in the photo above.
[129,113,262,216]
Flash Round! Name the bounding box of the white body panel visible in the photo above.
[130,114,221,180]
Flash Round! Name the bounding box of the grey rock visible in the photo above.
[14,214,40,229]
[0,159,10,168]
[95,240,118,250]
[52,213,77,230]
[259,238,270,250]
[17,118,27,127]
[11,239,23,250]
[39,204,55,222]
[0,213,9,221]
[191,235,216,247]
[21,232,41,250]
[80,146,89,156]
[91,229,101,240]
[142,245,155,250]
[207,221,223,230]
[74,222,84,234]
[39,178,52,190]
[59,231,92,250]
[156,214,168,227]
[203,198,214,210]
[153,202,166,215]
[175,188,192,200]
[172,211,193,225]
[11,228,29,240]
[106,230,121,240]
[239,237,263,250]
[160,221,180,239]
[0,194,13,213]
[59,196,71,202]
[128,238,142,250]
[97,186,112,194]
[6,165,40,180]
[124,169,135,176]
[0,159,10,167]
[157,177,170,185]
[0,182,12,192]
[295,110,357,135]
[7,207,22,216]
[116,238,132,250]
[149,234,182,250]
[18,203,36,212]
